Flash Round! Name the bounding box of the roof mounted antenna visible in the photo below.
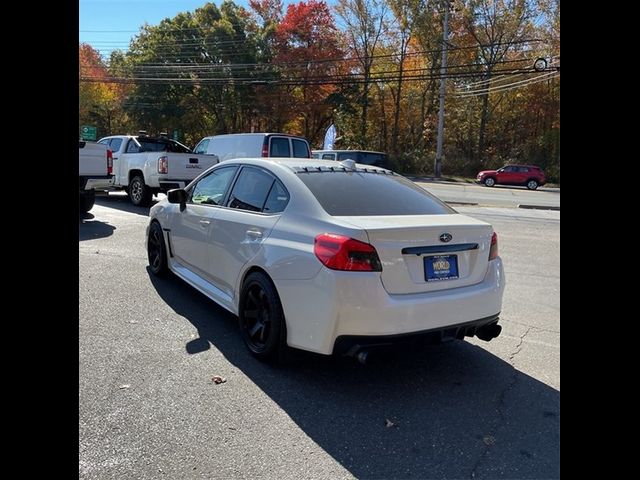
[339,159,356,171]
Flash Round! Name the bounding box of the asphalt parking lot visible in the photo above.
[79,192,559,479]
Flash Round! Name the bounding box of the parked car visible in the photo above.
[193,133,311,161]
[146,158,505,362]
[476,164,546,190]
[312,149,389,169]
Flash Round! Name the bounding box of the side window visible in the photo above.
[361,153,384,165]
[292,139,309,158]
[227,167,275,212]
[98,139,110,146]
[322,153,336,160]
[189,166,238,205]
[312,153,320,159]
[337,152,358,161]
[193,138,210,155]
[270,137,290,157]
[125,140,141,153]
[109,138,122,153]
[263,179,290,214]
[503,166,516,172]
[519,167,529,173]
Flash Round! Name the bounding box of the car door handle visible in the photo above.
[246,229,262,239]
[199,220,211,226]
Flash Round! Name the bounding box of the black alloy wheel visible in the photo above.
[239,272,285,361]
[147,222,168,275]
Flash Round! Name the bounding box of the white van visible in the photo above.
[193,133,311,161]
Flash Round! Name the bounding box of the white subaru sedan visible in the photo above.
[146,158,505,361]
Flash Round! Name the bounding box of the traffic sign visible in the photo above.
[81,125,97,141]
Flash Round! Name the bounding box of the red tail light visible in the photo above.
[261,140,269,157]
[106,149,113,175]
[314,234,382,271]
[489,232,499,260]
[158,156,168,174]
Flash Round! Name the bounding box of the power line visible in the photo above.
[80,66,545,87]
[455,71,559,97]
[84,38,547,64]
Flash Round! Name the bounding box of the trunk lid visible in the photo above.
[338,214,494,294]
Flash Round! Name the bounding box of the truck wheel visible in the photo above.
[129,175,152,207]
[80,190,95,213]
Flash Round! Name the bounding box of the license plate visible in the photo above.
[424,254,459,282]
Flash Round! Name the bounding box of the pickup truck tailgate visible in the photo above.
[162,153,218,181]
[79,141,109,177]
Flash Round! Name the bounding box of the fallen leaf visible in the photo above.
[385,419,395,428]
[212,375,227,384]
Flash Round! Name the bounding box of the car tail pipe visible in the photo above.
[475,322,502,341]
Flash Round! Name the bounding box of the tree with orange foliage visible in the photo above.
[274,1,344,141]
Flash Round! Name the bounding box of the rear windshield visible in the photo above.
[137,139,191,153]
[296,171,455,216]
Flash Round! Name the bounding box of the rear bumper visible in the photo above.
[81,175,113,191]
[333,314,501,355]
[274,257,505,355]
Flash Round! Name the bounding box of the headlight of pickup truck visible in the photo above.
[158,156,168,174]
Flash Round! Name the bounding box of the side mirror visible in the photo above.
[167,188,187,212]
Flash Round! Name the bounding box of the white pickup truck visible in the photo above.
[79,141,113,213]
[86,134,219,206]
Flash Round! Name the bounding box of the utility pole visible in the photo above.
[434,1,450,178]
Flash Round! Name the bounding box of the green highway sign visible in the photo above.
[81,125,97,141]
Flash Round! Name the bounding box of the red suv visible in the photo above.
[476,165,546,190]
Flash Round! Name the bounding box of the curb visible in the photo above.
[518,204,560,211]
[446,201,479,206]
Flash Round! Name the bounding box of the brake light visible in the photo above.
[158,156,168,174]
[314,234,382,271]
[261,140,269,157]
[106,149,113,175]
[489,232,498,260]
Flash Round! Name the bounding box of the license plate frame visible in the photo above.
[424,254,459,282]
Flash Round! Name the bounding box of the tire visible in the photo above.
[484,177,496,187]
[147,222,168,276]
[239,272,286,361]
[80,189,95,213]
[526,179,539,190]
[129,175,153,207]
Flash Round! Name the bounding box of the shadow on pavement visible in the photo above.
[94,193,159,217]
[79,215,116,241]
[148,270,560,479]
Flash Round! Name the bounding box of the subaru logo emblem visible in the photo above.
[439,233,452,243]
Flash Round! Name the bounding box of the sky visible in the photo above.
[79,0,314,58]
